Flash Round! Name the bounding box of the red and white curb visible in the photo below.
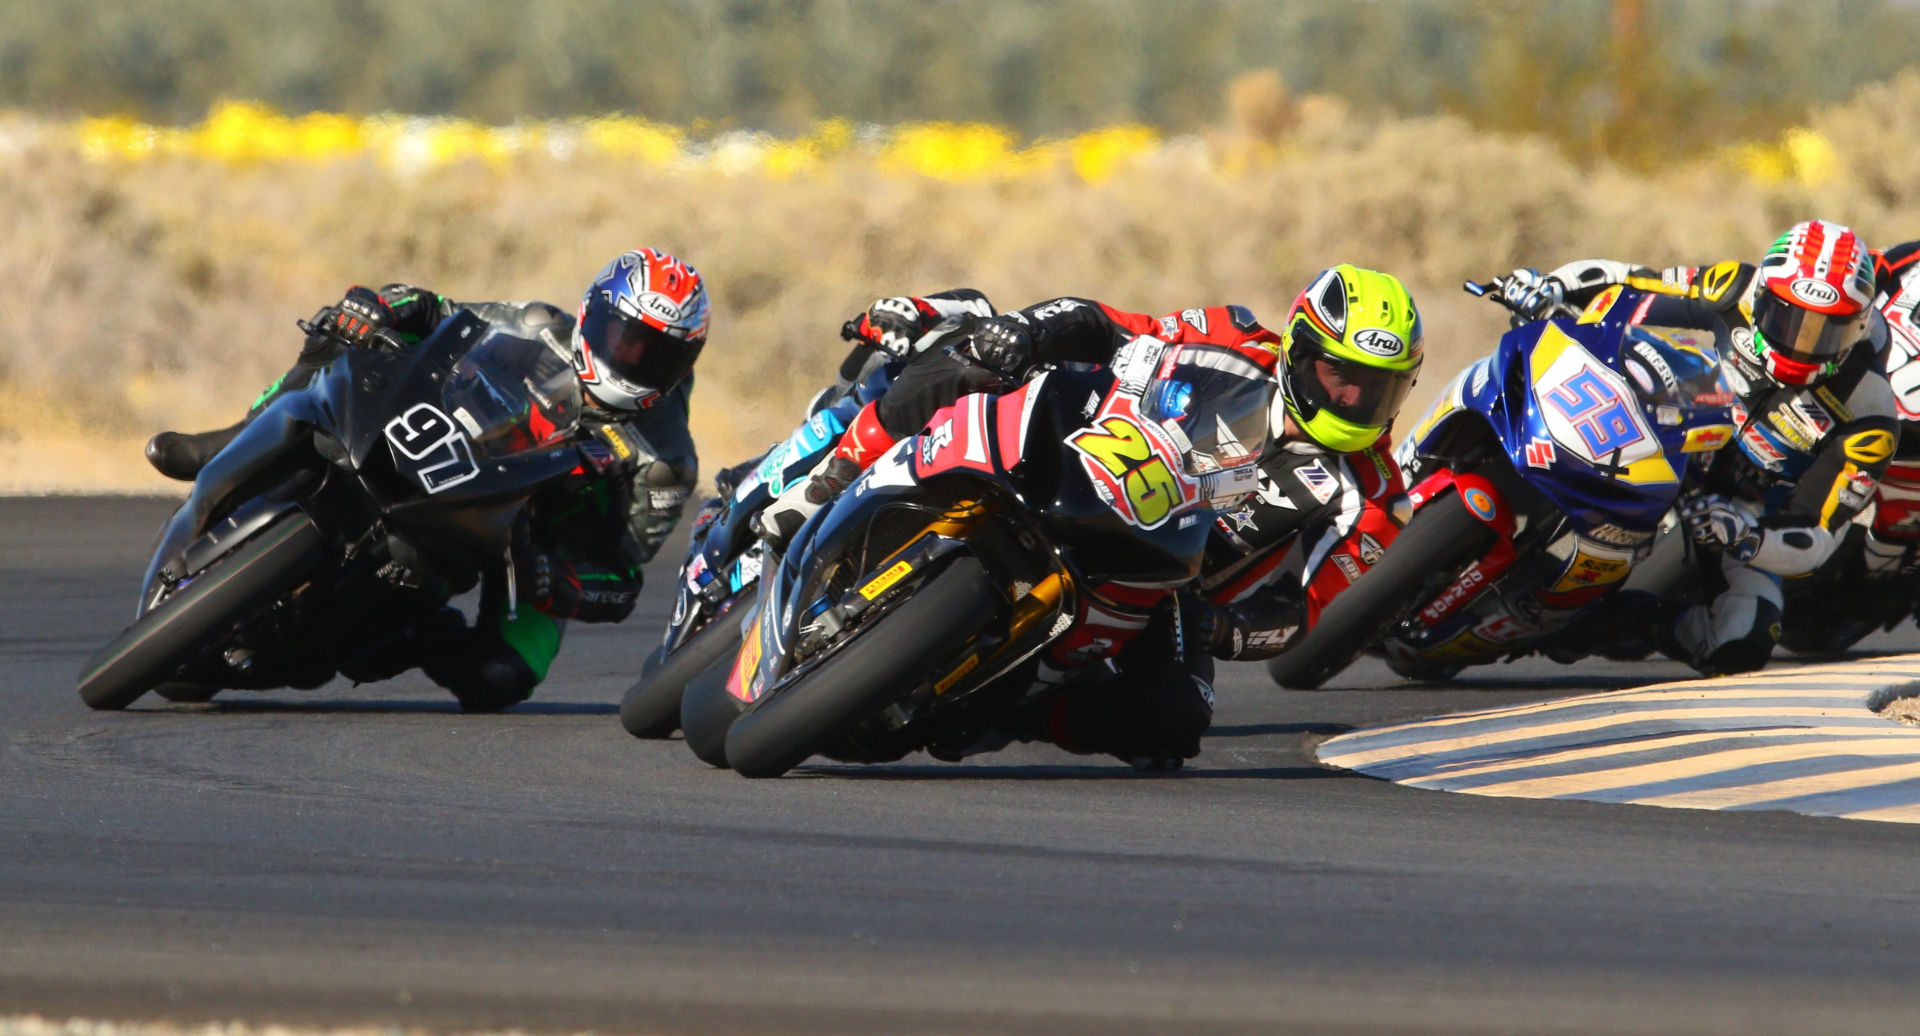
[1316,655,1920,823]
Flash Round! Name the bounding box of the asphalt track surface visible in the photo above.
[8,497,1920,1034]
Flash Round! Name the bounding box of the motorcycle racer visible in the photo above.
[1183,265,1422,667]
[146,249,712,709]
[1502,219,1899,674]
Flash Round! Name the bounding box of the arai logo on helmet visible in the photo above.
[1788,278,1842,308]
[638,292,682,324]
[1351,328,1405,358]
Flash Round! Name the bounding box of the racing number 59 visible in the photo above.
[1074,417,1181,526]
[1545,367,1643,457]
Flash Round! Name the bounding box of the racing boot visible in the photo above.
[756,454,861,547]
[144,419,247,482]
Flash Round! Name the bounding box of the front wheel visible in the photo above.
[1267,491,1496,689]
[725,557,1001,779]
[76,513,327,710]
[620,612,747,739]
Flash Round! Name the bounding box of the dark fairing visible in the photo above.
[133,311,586,688]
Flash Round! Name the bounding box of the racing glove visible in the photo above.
[843,296,934,358]
[1500,268,1566,321]
[1678,493,1761,562]
[964,315,1034,375]
[757,454,861,546]
[324,285,398,347]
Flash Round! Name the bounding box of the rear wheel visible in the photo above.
[1267,492,1496,689]
[725,557,1000,779]
[77,514,327,711]
[620,612,746,739]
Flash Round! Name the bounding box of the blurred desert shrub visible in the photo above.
[6,0,1920,167]
[7,69,1920,492]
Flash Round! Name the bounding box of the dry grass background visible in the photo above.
[5,72,1920,493]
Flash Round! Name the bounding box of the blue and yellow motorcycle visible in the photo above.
[1268,280,1738,688]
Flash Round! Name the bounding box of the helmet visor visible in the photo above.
[1290,348,1418,430]
[1752,291,1865,366]
[590,313,701,392]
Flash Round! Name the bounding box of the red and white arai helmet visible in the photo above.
[1744,219,1875,387]
[573,248,711,411]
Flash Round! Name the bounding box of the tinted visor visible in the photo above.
[1290,347,1417,429]
[590,312,701,392]
[1752,290,1864,365]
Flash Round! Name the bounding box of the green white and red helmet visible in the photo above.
[1744,219,1875,387]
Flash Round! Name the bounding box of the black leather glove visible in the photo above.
[325,286,396,347]
[964,315,1033,374]
[841,296,930,358]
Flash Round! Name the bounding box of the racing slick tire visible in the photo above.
[77,514,327,711]
[1266,491,1496,690]
[680,653,747,769]
[725,557,999,779]
[620,611,747,739]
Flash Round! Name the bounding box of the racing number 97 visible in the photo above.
[1075,417,1181,526]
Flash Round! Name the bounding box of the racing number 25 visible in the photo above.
[1075,417,1181,526]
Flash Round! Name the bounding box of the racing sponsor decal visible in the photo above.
[1789,277,1842,307]
[1789,397,1834,436]
[1765,403,1818,452]
[920,418,955,465]
[1692,391,1734,407]
[1629,340,1680,394]
[1181,308,1209,334]
[1473,612,1531,644]
[1463,487,1498,522]
[1255,476,1296,511]
[1331,553,1363,582]
[1843,428,1897,465]
[859,559,914,601]
[1577,285,1622,324]
[1739,424,1788,470]
[1548,546,1632,594]
[1419,564,1488,624]
[934,653,980,695]
[1294,460,1339,504]
[1357,532,1384,565]
[1159,315,1181,339]
[1352,328,1405,358]
[1525,439,1556,468]
[1224,504,1258,531]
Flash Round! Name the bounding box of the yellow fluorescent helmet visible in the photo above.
[1277,264,1424,453]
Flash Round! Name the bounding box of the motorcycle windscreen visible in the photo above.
[1615,296,1734,410]
[440,331,584,461]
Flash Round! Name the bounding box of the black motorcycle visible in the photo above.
[618,363,896,739]
[678,337,1271,777]
[77,312,587,709]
